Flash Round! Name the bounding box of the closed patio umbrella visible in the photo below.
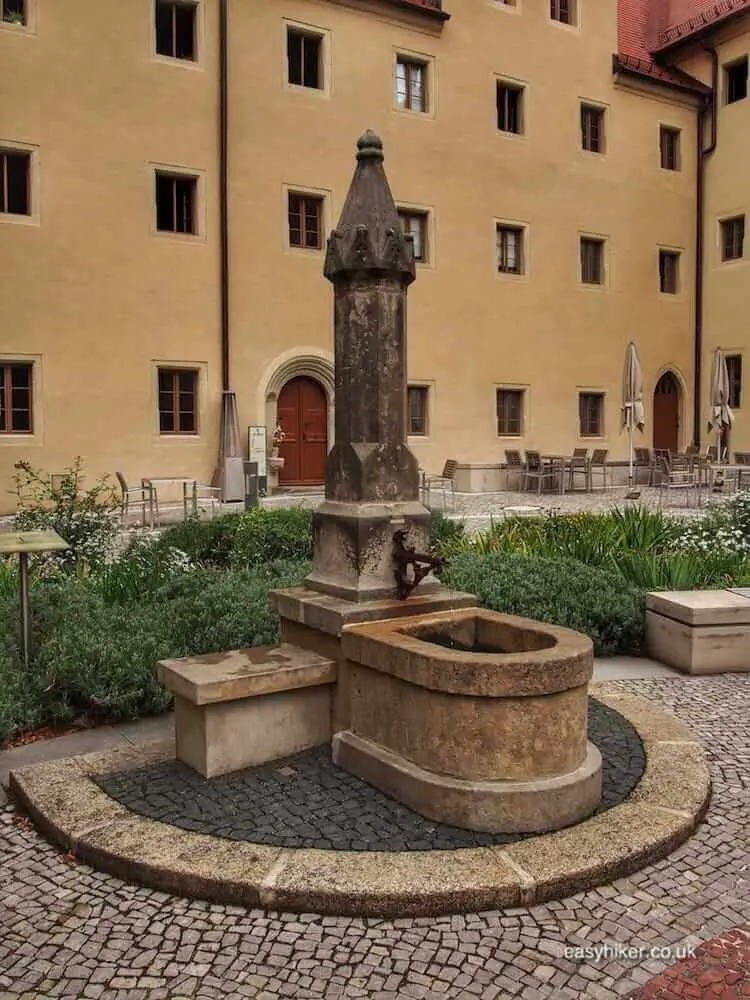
[621,341,645,487]
[708,348,734,461]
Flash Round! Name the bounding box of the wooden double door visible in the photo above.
[277,376,328,485]
[653,371,680,452]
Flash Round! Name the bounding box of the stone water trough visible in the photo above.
[333,607,603,834]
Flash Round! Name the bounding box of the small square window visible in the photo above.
[287,27,322,89]
[579,392,604,437]
[659,250,680,294]
[721,216,745,261]
[0,361,33,433]
[580,237,604,284]
[407,386,429,435]
[155,172,197,234]
[497,82,524,134]
[155,1,196,61]
[1,0,26,26]
[724,56,748,104]
[398,210,428,263]
[497,389,524,436]
[396,56,428,113]
[660,126,681,171]
[581,104,605,153]
[550,0,575,25]
[158,368,198,434]
[0,150,30,215]
[497,225,524,274]
[726,354,742,409]
[288,192,323,250]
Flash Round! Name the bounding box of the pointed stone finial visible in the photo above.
[356,129,384,161]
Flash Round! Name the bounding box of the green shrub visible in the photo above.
[443,552,646,657]
[611,550,746,590]
[155,512,244,567]
[429,510,466,556]
[96,536,194,605]
[229,507,313,567]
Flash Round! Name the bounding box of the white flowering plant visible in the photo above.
[670,491,750,556]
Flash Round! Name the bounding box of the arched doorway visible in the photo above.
[653,371,681,452]
[277,376,327,485]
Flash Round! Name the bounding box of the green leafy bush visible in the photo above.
[229,507,313,567]
[429,510,466,556]
[154,512,244,567]
[443,552,646,657]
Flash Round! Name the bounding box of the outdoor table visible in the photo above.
[141,477,198,528]
[540,455,569,494]
[0,529,69,667]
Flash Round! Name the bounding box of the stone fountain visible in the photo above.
[159,131,602,834]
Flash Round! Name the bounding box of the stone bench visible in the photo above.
[158,644,336,777]
[646,589,750,674]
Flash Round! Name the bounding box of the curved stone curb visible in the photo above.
[8,686,711,917]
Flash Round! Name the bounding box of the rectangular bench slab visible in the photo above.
[646,590,750,675]
[158,644,336,778]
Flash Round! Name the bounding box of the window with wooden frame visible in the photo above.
[579,392,604,437]
[155,172,197,234]
[724,56,748,104]
[581,104,605,153]
[288,192,323,250]
[659,250,680,294]
[0,362,33,433]
[0,149,30,216]
[580,237,604,285]
[496,389,524,436]
[550,0,574,25]
[726,354,742,409]
[721,216,745,261]
[157,368,198,434]
[407,386,429,436]
[155,1,196,61]
[398,210,428,263]
[1,0,26,26]
[497,81,524,134]
[396,56,427,113]
[287,27,322,89]
[496,224,524,275]
[660,126,681,171]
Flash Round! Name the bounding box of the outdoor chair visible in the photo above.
[735,452,750,490]
[193,482,223,519]
[658,454,701,509]
[504,450,524,491]
[633,447,655,486]
[653,449,671,484]
[423,459,458,511]
[523,451,558,495]
[589,449,609,489]
[567,448,590,491]
[116,471,149,526]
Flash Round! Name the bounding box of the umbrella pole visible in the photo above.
[628,420,634,487]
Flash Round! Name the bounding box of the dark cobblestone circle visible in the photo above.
[96,698,644,851]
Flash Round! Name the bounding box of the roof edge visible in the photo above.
[613,53,711,97]
[654,0,750,53]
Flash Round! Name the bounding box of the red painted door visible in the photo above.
[277,377,327,485]
[653,372,680,452]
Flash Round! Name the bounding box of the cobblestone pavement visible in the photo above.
[95,699,643,851]
[1,674,748,999]
[633,924,750,999]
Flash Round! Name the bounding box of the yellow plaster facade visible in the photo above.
[0,0,747,510]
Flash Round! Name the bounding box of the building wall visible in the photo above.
[0,0,708,510]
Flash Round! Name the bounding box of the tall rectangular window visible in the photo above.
[155,1,196,61]
[580,237,604,285]
[0,150,30,216]
[497,389,524,436]
[407,386,429,435]
[721,216,745,261]
[579,392,604,437]
[0,362,33,433]
[550,0,574,25]
[396,57,427,112]
[287,28,322,89]
[497,82,524,134]
[1,0,26,25]
[158,368,198,434]
[724,56,748,104]
[726,355,742,409]
[581,104,605,153]
[155,173,197,234]
[497,225,524,274]
[660,126,681,170]
[659,250,680,294]
[288,193,322,250]
[398,210,428,263]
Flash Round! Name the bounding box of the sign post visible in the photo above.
[248,425,268,496]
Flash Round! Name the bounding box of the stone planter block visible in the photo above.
[646,590,750,674]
